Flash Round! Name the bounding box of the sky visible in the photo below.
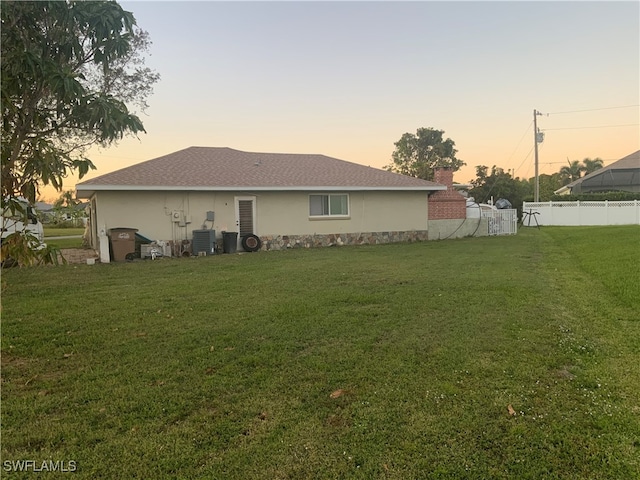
[48,1,640,201]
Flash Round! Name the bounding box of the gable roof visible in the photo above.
[554,150,640,194]
[76,147,446,197]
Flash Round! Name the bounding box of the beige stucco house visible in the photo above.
[76,147,447,261]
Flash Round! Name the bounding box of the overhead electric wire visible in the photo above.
[513,145,534,178]
[480,145,533,204]
[545,104,639,115]
[541,157,619,165]
[506,120,533,163]
[504,120,533,178]
[542,123,639,131]
[479,121,535,204]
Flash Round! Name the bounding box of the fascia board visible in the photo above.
[76,184,447,193]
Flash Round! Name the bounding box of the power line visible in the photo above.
[542,123,639,131]
[541,157,621,166]
[513,145,534,177]
[505,120,533,163]
[545,104,639,115]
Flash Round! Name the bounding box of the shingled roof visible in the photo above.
[554,150,640,195]
[76,147,446,196]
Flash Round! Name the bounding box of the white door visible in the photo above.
[234,196,256,249]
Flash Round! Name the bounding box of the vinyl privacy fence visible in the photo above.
[522,201,640,226]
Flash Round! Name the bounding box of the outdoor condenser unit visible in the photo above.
[192,229,216,255]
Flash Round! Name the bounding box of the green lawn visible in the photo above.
[2,226,639,479]
[42,227,85,249]
[43,227,85,237]
[45,238,85,250]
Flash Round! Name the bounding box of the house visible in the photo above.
[76,147,450,261]
[554,150,640,195]
[36,201,89,226]
[35,201,54,223]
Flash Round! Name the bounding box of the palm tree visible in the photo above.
[559,159,585,185]
[581,157,604,175]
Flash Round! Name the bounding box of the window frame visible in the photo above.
[308,193,350,219]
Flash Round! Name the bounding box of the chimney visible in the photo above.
[433,167,453,187]
[428,166,466,220]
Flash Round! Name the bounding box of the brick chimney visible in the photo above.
[428,167,466,220]
[433,167,454,187]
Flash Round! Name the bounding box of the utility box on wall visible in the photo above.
[192,229,216,255]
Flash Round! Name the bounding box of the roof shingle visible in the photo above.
[559,150,640,191]
[76,147,445,191]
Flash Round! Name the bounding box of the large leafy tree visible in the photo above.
[1,0,159,205]
[386,127,465,181]
[469,165,530,214]
[528,173,563,201]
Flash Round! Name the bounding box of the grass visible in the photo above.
[43,227,85,237]
[47,238,85,249]
[42,227,85,249]
[1,226,639,479]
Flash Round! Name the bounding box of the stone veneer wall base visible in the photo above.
[260,231,429,251]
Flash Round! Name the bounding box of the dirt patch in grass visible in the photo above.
[58,248,99,264]
[553,365,577,381]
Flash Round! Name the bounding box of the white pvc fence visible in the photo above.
[482,209,518,235]
[522,201,640,226]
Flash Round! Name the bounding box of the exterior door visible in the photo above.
[234,196,256,249]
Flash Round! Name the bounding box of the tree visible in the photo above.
[52,190,84,226]
[559,160,585,184]
[558,157,605,185]
[386,127,465,181]
[529,173,563,201]
[582,157,604,175]
[1,0,159,206]
[469,165,530,215]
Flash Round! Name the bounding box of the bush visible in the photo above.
[1,231,64,267]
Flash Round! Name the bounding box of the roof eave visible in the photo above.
[553,185,571,195]
[76,184,447,194]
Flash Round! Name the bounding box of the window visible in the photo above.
[309,194,349,217]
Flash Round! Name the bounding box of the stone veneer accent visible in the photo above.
[259,231,429,251]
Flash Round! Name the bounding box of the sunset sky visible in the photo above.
[54,1,640,201]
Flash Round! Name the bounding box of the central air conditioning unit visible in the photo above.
[192,229,216,255]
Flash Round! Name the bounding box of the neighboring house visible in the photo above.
[76,147,447,260]
[35,201,55,223]
[36,201,88,225]
[554,150,640,195]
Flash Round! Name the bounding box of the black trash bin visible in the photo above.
[222,231,238,253]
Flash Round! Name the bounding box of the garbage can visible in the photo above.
[109,228,138,262]
[222,231,238,254]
